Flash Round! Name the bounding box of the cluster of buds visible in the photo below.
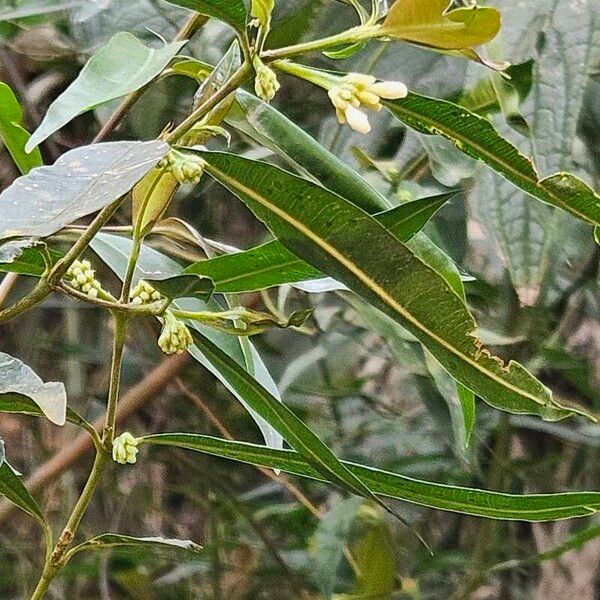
[327,73,408,134]
[66,259,102,298]
[253,55,280,103]
[112,432,139,465]
[158,311,193,355]
[158,149,206,185]
[130,279,163,306]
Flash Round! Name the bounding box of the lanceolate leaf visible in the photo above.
[0,461,45,524]
[0,393,94,432]
[226,90,390,212]
[185,194,453,292]
[188,329,407,521]
[195,151,586,422]
[164,0,247,31]
[0,141,168,241]
[90,233,284,451]
[141,434,600,521]
[68,534,202,557]
[0,353,66,426]
[0,83,42,174]
[382,0,501,51]
[383,93,600,227]
[26,33,185,151]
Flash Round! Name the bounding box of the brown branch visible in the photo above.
[0,272,19,308]
[0,353,190,524]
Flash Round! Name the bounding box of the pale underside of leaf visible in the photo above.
[0,141,168,241]
[0,353,66,425]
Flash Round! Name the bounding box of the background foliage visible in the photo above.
[0,0,599,598]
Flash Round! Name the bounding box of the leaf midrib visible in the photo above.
[205,164,548,408]
[386,98,596,225]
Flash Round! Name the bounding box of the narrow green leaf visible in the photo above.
[194,151,586,422]
[141,433,600,521]
[0,141,168,241]
[312,497,364,599]
[164,0,247,31]
[188,330,409,522]
[0,353,66,425]
[383,93,600,227]
[185,194,453,292]
[0,83,42,174]
[382,0,501,51]
[226,90,390,213]
[0,460,45,524]
[68,533,202,558]
[145,273,214,300]
[26,33,185,150]
[0,392,94,432]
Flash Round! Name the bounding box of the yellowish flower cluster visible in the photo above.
[66,259,102,298]
[130,280,162,306]
[158,311,193,355]
[112,432,139,465]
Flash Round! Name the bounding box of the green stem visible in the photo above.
[29,451,110,600]
[166,62,253,143]
[103,313,128,444]
[120,234,143,303]
[262,25,380,62]
[0,195,126,326]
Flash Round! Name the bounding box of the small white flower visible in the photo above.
[112,432,139,465]
[327,73,408,134]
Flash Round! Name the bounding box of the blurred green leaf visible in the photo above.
[312,497,364,599]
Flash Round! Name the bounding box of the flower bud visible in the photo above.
[253,56,280,103]
[66,259,103,298]
[112,432,139,465]
[158,311,193,355]
[130,280,163,306]
[159,149,206,185]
